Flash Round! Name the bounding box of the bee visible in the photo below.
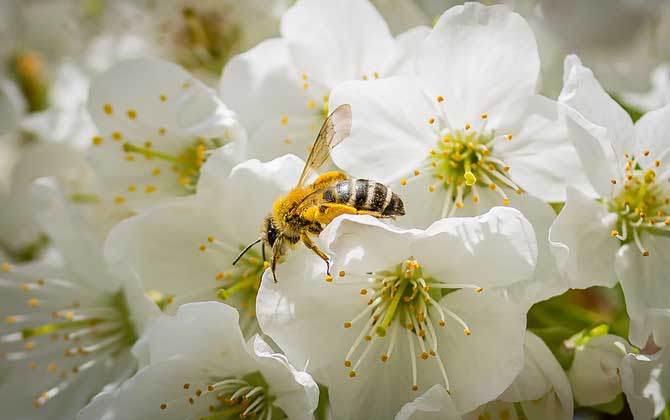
[233,104,405,281]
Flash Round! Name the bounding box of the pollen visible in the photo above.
[112,131,122,141]
[281,116,288,125]
[465,122,471,130]
[380,354,389,362]
[127,185,136,192]
[412,384,419,391]
[198,245,207,252]
[91,136,103,146]
[464,328,472,336]
[126,109,137,120]
[400,179,407,186]
[428,184,435,192]
[414,169,421,176]
[506,134,513,141]
[151,168,161,176]
[343,322,352,328]
[160,403,167,410]
[349,371,356,378]
[159,94,167,102]
[481,113,488,119]
[338,270,346,277]
[114,196,125,204]
[502,198,510,206]
[103,103,113,115]
[158,127,166,135]
[325,275,333,282]
[1,262,10,272]
[428,117,436,125]
[307,100,316,109]
[144,185,156,194]
[344,360,352,367]
[436,95,444,103]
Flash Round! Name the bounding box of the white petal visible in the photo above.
[616,236,670,348]
[395,385,461,420]
[411,207,537,289]
[249,335,319,420]
[559,55,635,158]
[633,104,670,170]
[281,0,399,87]
[329,77,434,183]
[430,290,526,413]
[320,214,421,275]
[220,38,317,161]
[548,187,619,289]
[620,349,670,419]
[568,334,630,406]
[495,94,595,201]
[394,25,432,75]
[414,3,540,128]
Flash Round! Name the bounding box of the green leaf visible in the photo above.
[592,393,624,415]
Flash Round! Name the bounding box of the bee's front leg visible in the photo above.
[300,232,331,275]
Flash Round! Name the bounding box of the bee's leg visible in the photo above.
[270,236,285,283]
[311,171,348,189]
[312,203,358,224]
[300,232,331,275]
[354,210,386,218]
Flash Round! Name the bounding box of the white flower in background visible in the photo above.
[465,332,573,420]
[328,2,588,306]
[137,0,286,84]
[567,334,630,407]
[77,301,318,420]
[0,180,160,419]
[551,55,670,347]
[532,0,670,96]
[87,57,242,210]
[220,0,417,161]
[104,154,304,336]
[257,208,537,418]
[620,65,670,113]
[620,348,670,419]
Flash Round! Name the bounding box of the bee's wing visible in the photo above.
[296,104,352,188]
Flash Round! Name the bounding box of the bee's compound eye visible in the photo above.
[265,218,279,247]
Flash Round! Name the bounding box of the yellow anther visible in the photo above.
[455,201,464,208]
[349,371,356,378]
[380,354,389,362]
[179,176,191,186]
[325,275,333,282]
[103,103,113,115]
[464,328,472,336]
[125,155,135,162]
[475,287,484,293]
[127,185,136,192]
[65,311,74,320]
[611,229,620,237]
[263,261,270,269]
[503,166,510,172]
[488,183,496,191]
[465,122,471,130]
[207,236,215,243]
[303,82,309,89]
[642,250,650,256]
[144,140,152,148]
[160,403,167,410]
[344,360,352,367]
[92,136,103,146]
[145,185,156,194]
[215,272,225,281]
[502,198,510,206]
[151,168,161,176]
[359,288,367,295]
[1,262,10,272]
[6,315,17,324]
[283,138,292,144]
[47,362,58,373]
[428,184,435,192]
[362,74,368,80]
[412,384,419,391]
[343,322,352,328]
[338,270,346,277]
[643,149,651,156]
[506,134,513,141]
[198,245,207,252]
[414,169,421,176]
[429,149,436,156]
[281,116,288,125]
[301,72,308,80]
[442,136,451,143]
[472,195,479,203]
[436,95,444,103]
[158,127,166,135]
[126,109,137,120]
[25,341,35,350]
[159,94,167,102]
[481,113,488,119]
[20,283,30,292]
[112,131,122,141]
[307,100,316,109]
[421,352,429,360]
[400,178,407,186]
[428,117,435,125]
[27,361,37,369]
[654,160,661,167]
[644,169,656,184]
[373,72,379,79]
[464,171,476,186]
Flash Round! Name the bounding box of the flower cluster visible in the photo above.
[1,1,669,420]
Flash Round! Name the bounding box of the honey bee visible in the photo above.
[233,104,405,281]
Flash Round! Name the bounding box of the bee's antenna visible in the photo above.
[232,238,262,266]
[261,242,266,262]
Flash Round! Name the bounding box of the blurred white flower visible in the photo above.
[620,347,670,419]
[465,332,573,420]
[77,301,319,420]
[220,0,414,161]
[551,55,670,347]
[620,65,670,113]
[0,180,160,419]
[87,57,242,210]
[567,334,630,407]
[104,154,303,336]
[257,208,536,418]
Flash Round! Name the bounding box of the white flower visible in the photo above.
[257,208,537,418]
[328,2,587,306]
[219,0,412,161]
[87,57,242,210]
[620,348,670,419]
[139,0,286,84]
[77,301,319,420]
[104,154,304,336]
[551,55,670,347]
[0,180,160,419]
[567,334,630,407]
[620,65,670,113]
[465,332,573,420]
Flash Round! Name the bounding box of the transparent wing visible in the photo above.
[296,104,352,187]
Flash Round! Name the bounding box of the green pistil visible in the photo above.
[376,280,409,337]
[111,289,138,347]
[21,319,104,339]
[432,129,495,190]
[217,248,266,309]
[123,142,188,166]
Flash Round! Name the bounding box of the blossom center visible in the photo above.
[122,137,223,190]
[607,151,670,256]
[0,267,137,408]
[162,371,286,419]
[341,259,482,393]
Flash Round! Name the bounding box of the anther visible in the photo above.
[160,403,167,410]
[400,179,407,186]
[92,136,103,146]
[349,371,356,378]
[414,169,421,176]
[103,103,113,115]
[344,322,352,328]
[160,94,167,102]
[464,328,472,336]
[611,229,620,237]
[339,270,346,277]
[126,109,137,120]
[281,116,288,125]
[481,113,488,119]
[642,250,650,256]
[380,354,389,362]
[428,117,435,125]
[344,360,352,367]
[1,262,10,272]
[412,384,419,391]
[325,275,333,282]
[465,122,471,130]
[643,149,651,156]
[506,134,513,141]
[436,96,444,103]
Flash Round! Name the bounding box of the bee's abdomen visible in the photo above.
[323,179,405,216]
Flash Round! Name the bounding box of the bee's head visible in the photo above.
[261,214,279,248]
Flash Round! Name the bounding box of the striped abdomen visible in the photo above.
[322,179,405,216]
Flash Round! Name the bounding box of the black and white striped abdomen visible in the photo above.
[322,179,405,216]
